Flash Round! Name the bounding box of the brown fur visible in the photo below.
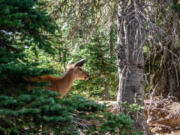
[28,60,89,97]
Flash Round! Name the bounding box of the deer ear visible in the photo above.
[66,59,74,71]
[74,59,86,67]
[67,59,74,66]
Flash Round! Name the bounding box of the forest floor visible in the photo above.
[99,97,180,135]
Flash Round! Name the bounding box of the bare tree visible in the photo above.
[146,0,180,99]
[116,0,152,134]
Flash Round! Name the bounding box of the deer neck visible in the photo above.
[60,70,75,95]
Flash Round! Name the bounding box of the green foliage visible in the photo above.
[0,0,140,134]
[170,4,180,10]
[0,0,57,94]
[97,113,138,135]
[0,0,55,33]
[0,0,57,53]
[0,47,56,96]
[71,33,118,100]
[0,90,65,134]
[0,90,140,135]
[0,0,59,133]
[121,102,144,114]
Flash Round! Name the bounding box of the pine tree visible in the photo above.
[73,33,118,100]
[0,0,140,134]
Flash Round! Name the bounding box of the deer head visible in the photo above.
[67,58,89,80]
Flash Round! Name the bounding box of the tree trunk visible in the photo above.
[116,0,152,134]
[109,22,114,59]
[103,78,110,100]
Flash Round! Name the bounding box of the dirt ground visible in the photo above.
[156,130,180,135]
[99,98,180,135]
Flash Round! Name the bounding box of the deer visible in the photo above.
[28,59,89,97]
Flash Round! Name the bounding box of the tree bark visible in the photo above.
[116,0,152,134]
[109,22,114,59]
[103,78,110,100]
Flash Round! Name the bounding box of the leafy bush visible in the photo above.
[0,90,141,135]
